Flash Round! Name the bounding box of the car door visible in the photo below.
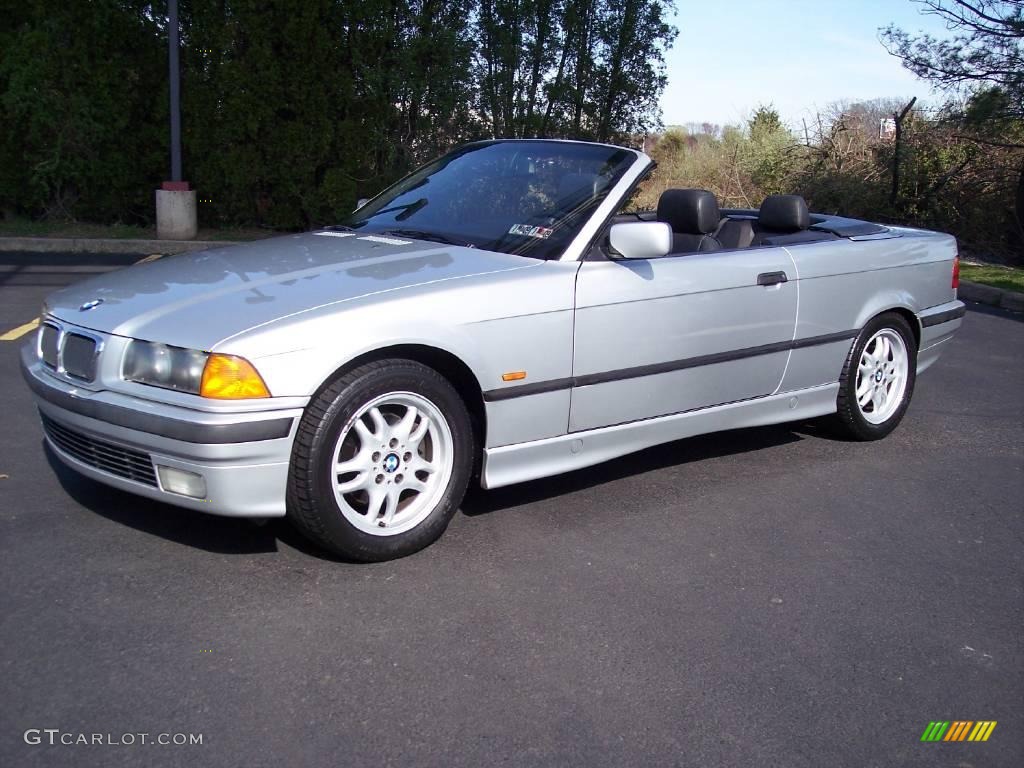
[569,247,799,432]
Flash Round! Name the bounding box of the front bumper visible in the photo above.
[20,343,304,517]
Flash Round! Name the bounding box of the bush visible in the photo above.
[639,99,1023,261]
[0,0,676,230]
[0,1,166,223]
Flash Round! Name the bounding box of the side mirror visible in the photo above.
[608,221,672,260]
[354,198,370,211]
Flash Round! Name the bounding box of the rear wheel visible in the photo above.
[287,360,474,561]
[834,313,917,441]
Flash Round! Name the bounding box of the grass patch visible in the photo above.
[0,217,273,242]
[960,262,1024,293]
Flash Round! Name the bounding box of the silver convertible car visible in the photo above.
[21,139,965,561]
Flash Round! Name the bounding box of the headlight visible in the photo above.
[123,341,269,399]
[123,341,209,394]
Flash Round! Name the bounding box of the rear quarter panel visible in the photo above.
[779,229,958,392]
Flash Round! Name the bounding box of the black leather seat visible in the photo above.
[750,194,831,246]
[717,217,755,249]
[656,189,722,253]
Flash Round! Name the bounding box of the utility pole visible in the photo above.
[169,0,182,182]
[156,0,197,240]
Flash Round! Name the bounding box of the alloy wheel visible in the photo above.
[330,392,453,536]
[855,328,909,424]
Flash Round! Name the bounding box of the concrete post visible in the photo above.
[158,0,194,240]
[156,182,197,240]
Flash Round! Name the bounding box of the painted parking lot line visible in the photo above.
[0,317,39,341]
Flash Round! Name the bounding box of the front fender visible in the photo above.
[217,261,581,448]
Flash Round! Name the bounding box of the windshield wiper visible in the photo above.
[370,198,429,220]
[382,229,475,248]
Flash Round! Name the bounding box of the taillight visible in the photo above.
[952,256,960,289]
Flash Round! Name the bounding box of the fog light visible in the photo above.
[156,466,207,499]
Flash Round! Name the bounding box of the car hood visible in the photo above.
[45,232,535,351]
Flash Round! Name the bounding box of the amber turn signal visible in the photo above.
[200,354,270,399]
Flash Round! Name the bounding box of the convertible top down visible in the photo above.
[21,139,965,560]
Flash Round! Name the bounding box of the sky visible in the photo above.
[659,0,957,130]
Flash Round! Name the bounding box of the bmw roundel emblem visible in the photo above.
[383,453,400,473]
[79,298,104,312]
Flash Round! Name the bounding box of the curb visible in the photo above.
[0,236,239,255]
[959,280,1024,313]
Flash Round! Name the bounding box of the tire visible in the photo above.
[834,312,918,441]
[287,359,474,561]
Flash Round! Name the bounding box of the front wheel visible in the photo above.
[287,360,474,561]
[834,312,918,441]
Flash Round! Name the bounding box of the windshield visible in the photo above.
[341,141,638,259]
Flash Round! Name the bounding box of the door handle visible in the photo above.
[757,271,788,286]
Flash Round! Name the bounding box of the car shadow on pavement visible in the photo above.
[964,301,1024,322]
[44,443,281,555]
[44,422,817,558]
[462,422,809,517]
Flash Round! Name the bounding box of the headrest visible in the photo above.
[657,189,720,234]
[759,195,810,232]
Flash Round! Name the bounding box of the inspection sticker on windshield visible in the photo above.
[508,224,553,239]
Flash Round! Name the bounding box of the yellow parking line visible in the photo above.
[135,253,164,264]
[0,317,39,341]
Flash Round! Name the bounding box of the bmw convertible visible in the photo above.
[21,139,965,560]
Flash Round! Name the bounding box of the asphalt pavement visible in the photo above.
[1,252,1021,767]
